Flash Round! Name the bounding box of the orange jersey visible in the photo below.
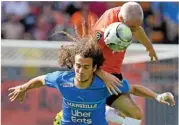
[94,7,126,74]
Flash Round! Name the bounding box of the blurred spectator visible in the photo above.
[21,2,38,32]
[32,15,51,40]
[23,32,34,40]
[3,1,29,20]
[2,14,25,39]
[64,2,80,16]
[140,2,168,43]
[151,2,179,44]
[1,1,178,44]
[89,2,108,17]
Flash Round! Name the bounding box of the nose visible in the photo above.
[78,67,84,74]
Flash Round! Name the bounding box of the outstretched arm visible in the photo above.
[130,85,175,106]
[130,85,157,98]
[132,26,158,62]
[8,75,46,102]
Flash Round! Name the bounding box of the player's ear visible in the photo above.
[93,65,97,72]
[118,14,124,22]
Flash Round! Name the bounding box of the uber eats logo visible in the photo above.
[71,110,92,124]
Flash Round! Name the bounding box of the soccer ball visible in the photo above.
[104,22,132,52]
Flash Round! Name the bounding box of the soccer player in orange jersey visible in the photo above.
[91,2,156,124]
[53,2,175,125]
[91,2,170,124]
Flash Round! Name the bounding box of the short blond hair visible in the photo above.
[120,2,144,22]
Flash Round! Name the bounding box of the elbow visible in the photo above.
[129,85,137,95]
[35,75,46,85]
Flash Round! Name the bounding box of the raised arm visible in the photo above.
[132,26,158,62]
[20,75,46,91]
[130,85,175,106]
[8,71,63,103]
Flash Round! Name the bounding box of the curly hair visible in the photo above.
[57,31,104,69]
[58,44,75,69]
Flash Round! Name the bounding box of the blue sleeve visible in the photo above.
[105,79,130,97]
[44,71,64,88]
[118,80,130,93]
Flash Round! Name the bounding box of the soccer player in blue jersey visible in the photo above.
[8,36,131,125]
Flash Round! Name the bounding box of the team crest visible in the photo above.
[96,31,103,41]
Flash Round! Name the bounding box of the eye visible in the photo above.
[84,66,90,69]
[76,64,81,68]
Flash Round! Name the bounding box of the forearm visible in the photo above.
[20,75,45,91]
[130,85,158,99]
[132,26,153,50]
[95,69,106,79]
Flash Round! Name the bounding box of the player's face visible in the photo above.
[74,55,96,82]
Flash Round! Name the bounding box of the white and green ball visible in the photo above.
[104,22,132,52]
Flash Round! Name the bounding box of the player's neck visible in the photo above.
[74,75,94,89]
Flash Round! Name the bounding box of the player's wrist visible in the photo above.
[20,84,28,92]
[95,69,106,79]
[155,94,162,102]
[145,43,153,50]
[155,93,167,102]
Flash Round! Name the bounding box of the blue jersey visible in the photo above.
[45,71,130,125]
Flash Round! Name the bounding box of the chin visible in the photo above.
[79,79,86,82]
[77,78,84,82]
[79,78,88,82]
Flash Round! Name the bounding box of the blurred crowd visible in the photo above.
[1,1,179,44]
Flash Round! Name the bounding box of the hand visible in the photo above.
[146,47,158,62]
[156,92,175,106]
[8,85,26,103]
[103,72,122,95]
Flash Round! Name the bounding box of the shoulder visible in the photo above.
[61,71,75,80]
[104,6,121,15]
[90,75,106,88]
[45,71,75,82]
[44,71,75,88]
[95,6,121,29]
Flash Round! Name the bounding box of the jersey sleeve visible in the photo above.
[44,71,63,88]
[118,80,130,93]
[105,79,130,97]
